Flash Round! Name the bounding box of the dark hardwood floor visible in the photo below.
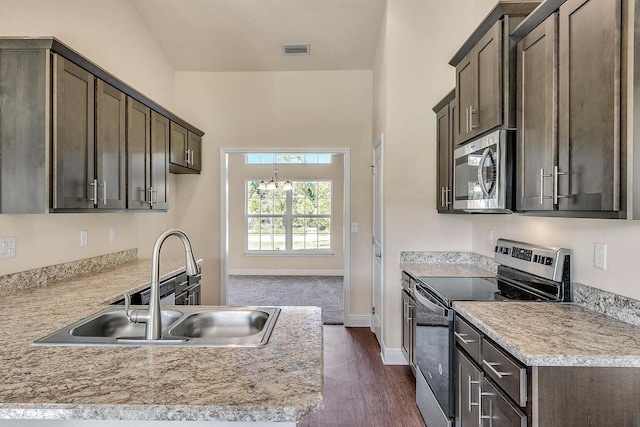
[299,326,425,427]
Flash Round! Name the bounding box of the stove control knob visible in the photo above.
[495,245,499,253]
[532,254,539,263]
[545,257,553,266]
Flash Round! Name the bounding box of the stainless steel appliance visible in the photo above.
[401,272,416,373]
[413,239,571,427]
[453,130,515,212]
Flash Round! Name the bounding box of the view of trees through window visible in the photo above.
[246,180,332,252]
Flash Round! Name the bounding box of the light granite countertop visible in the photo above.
[0,260,323,422]
[401,262,495,278]
[454,301,640,367]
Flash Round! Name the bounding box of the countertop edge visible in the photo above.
[453,303,640,368]
[0,395,324,422]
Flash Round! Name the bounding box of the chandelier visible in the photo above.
[258,166,292,191]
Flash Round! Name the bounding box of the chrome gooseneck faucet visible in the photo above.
[126,229,200,340]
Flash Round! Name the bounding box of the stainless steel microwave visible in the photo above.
[453,130,515,213]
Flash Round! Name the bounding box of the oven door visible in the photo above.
[414,285,454,426]
[453,130,513,212]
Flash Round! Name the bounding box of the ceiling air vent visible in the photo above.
[282,43,310,56]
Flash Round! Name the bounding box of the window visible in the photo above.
[245,153,332,164]
[246,180,332,253]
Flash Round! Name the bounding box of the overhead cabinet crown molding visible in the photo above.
[0,37,204,214]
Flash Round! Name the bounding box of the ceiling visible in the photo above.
[131,0,387,72]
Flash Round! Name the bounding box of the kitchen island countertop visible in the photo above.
[0,259,323,423]
[454,301,640,367]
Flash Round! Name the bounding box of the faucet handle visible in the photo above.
[124,293,135,323]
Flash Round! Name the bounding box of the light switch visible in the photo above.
[594,243,607,270]
[0,237,16,259]
[109,227,116,242]
[80,230,88,247]
[351,222,358,233]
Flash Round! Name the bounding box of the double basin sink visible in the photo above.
[34,306,281,347]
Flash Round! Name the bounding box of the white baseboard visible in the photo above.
[345,315,371,327]
[380,341,409,365]
[228,269,343,276]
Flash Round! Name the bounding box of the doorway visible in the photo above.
[220,148,352,325]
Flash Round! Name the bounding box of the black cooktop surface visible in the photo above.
[417,276,544,306]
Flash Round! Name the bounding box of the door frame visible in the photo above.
[372,134,384,343]
[219,148,352,325]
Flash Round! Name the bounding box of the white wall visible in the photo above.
[227,154,344,273]
[173,71,373,308]
[470,216,640,300]
[374,0,497,349]
[0,0,181,276]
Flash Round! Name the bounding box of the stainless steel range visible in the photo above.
[412,239,571,427]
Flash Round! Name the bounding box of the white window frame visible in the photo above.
[245,179,333,255]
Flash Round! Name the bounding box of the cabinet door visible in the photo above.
[455,52,474,145]
[170,121,188,168]
[52,54,95,210]
[473,20,502,137]
[187,131,202,172]
[558,0,621,211]
[456,349,482,427]
[151,111,170,210]
[436,102,453,212]
[480,378,527,427]
[126,97,151,210]
[95,79,126,209]
[516,14,558,211]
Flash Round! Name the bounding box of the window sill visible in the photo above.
[244,251,334,257]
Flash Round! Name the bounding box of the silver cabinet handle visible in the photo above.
[407,303,414,321]
[102,180,107,205]
[441,186,446,208]
[454,331,476,345]
[445,187,451,206]
[482,359,512,379]
[540,169,552,204]
[151,187,158,205]
[89,179,98,205]
[479,387,493,427]
[553,165,569,204]
[185,149,190,165]
[468,375,480,412]
[465,106,470,133]
[469,105,479,130]
[189,149,194,166]
[147,188,154,206]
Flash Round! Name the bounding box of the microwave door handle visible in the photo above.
[415,289,447,317]
[477,147,491,197]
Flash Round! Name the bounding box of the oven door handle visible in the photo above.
[414,289,448,317]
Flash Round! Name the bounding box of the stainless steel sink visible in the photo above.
[34,306,280,347]
[70,309,183,338]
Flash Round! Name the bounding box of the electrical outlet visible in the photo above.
[351,222,359,233]
[594,243,607,270]
[487,229,494,246]
[80,230,88,247]
[0,237,16,259]
[109,227,116,242]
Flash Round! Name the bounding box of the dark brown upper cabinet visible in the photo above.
[450,2,540,146]
[127,99,169,210]
[53,57,126,212]
[515,0,623,217]
[434,89,460,213]
[516,13,558,212]
[95,79,126,210]
[170,122,202,174]
[0,37,203,214]
[52,54,96,210]
[557,0,621,212]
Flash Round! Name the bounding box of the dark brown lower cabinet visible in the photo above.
[456,315,640,426]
